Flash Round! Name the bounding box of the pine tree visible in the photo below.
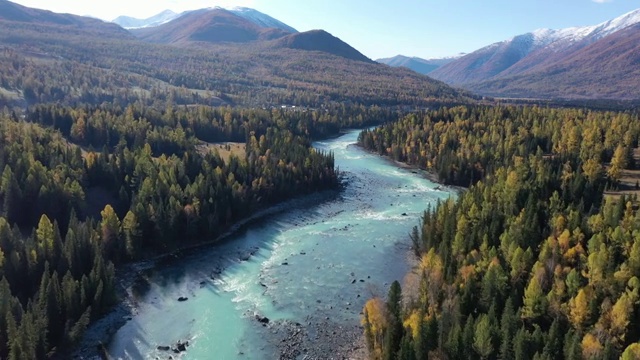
[121,211,141,260]
[522,276,547,321]
[474,314,494,359]
[100,205,121,260]
[542,319,562,359]
[384,281,403,360]
[398,333,416,360]
[500,298,517,360]
[463,315,476,359]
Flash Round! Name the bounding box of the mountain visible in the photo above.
[112,7,296,33]
[0,0,129,35]
[112,10,178,29]
[229,7,297,33]
[132,8,292,44]
[132,9,371,63]
[475,23,640,99]
[430,8,640,99]
[377,55,461,74]
[0,1,468,109]
[273,30,372,63]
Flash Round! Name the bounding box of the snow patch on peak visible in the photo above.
[438,52,467,60]
[590,8,640,37]
[112,10,180,29]
[229,7,252,12]
[227,7,297,33]
[541,8,640,43]
[500,8,640,55]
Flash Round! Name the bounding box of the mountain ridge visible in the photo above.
[112,6,298,33]
[273,30,373,63]
[430,8,640,99]
[0,0,130,36]
[377,54,463,75]
[131,8,292,44]
[0,0,468,109]
[112,10,178,29]
[131,8,371,63]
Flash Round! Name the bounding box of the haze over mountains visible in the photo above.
[429,8,640,99]
[0,0,129,35]
[0,0,464,109]
[2,0,638,102]
[128,7,372,63]
[112,10,178,29]
[376,54,464,75]
[112,7,297,33]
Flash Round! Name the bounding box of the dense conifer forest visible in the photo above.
[0,5,472,355]
[359,106,640,359]
[4,2,640,359]
[0,99,401,357]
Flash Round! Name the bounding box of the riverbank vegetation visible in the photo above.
[0,98,421,357]
[359,106,640,359]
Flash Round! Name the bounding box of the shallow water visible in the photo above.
[106,130,453,359]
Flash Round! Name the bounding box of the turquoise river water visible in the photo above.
[106,129,454,359]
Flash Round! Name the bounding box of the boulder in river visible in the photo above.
[281,262,289,266]
[157,345,170,351]
[176,340,188,352]
[178,297,188,302]
[401,213,408,216]
[255,315,270,324]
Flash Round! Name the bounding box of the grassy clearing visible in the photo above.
[604,148,640,203]
[196,141,246,163]
[0,87,22,101]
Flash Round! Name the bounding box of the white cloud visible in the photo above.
[592,0,613,3]
[12,0,255,21]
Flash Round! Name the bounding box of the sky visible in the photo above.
[10,0,640,59]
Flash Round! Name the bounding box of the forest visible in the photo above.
[0,7,474,357]
[359,106,640,359]
[4,4,640,359]
[0,19,470,110]
[0,96,411,357]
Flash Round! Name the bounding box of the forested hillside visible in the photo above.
[359,106,640,359]
[0,2,469,109]
[0,99,393,357]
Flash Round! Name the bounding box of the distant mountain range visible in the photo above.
[112,7,297,33]
[112,10,178,29]
[376,54,464,75]
[430,8,640,99]
[229,7,297,33]
[0,0,465,108]
[131,8,292,44]
[0,0,129,36]
[130,7,370,63]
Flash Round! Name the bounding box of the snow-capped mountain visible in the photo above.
[377,54,464,75]
[431,8,640,86]
[228,7,297,33]
[112,10,179,29]
[521,8,640,51]
[113,7,297,33]
[430,8,640,100]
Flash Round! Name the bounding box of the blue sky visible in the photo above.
[12,0,640,59]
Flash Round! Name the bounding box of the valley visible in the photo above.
[0,1,639,359]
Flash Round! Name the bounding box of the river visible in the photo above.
[105,129,454,359]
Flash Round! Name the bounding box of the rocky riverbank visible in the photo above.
[73,190,340,359]
[258,316,366,360]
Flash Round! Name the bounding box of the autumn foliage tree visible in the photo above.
[361,106,640,359]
